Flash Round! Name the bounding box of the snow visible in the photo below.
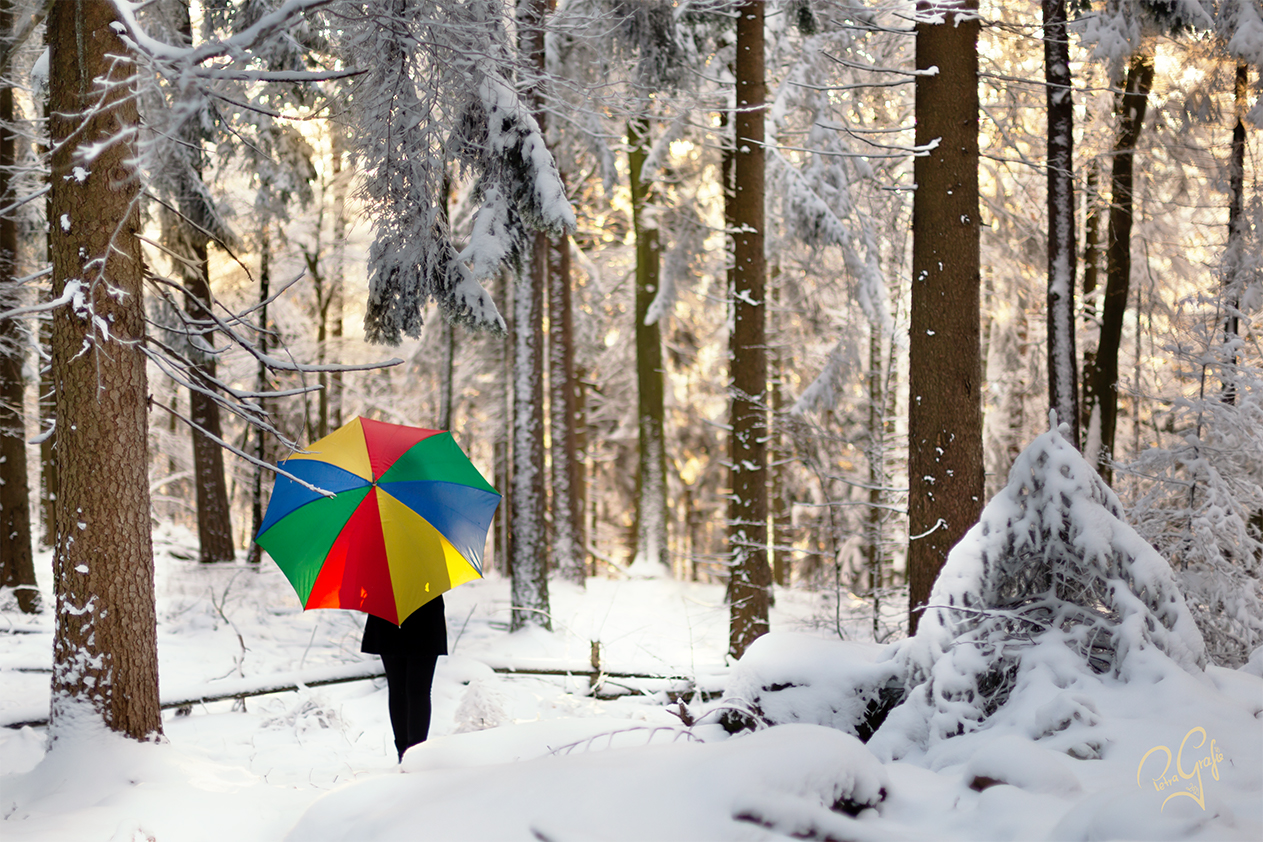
[3,521,1262,840]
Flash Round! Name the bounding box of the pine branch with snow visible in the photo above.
[882,416,1206,749]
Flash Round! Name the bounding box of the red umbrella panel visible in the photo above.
[255,418,501,625]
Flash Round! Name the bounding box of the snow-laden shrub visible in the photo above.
[886,417,1206,747]
[1127,388,1263,668]
[717,634,903,741]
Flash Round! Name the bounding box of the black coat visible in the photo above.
[360,595,448,657]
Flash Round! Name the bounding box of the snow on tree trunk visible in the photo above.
[881,414,1206,752]
[907,0,984,635]
[509,0,552,631]
[1044,0,1079,447]
[728,0,770,660]
[628,115,669,577]
[548,228,584,585]
[510,236,551,632]
[48,1,161,742]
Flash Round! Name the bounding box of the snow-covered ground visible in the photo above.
[2,521,1260,841]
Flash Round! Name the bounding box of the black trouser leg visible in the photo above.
[380,653,409,760]
[380,652,439,761]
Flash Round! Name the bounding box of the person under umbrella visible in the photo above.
[361,594,447,761]
[254,417,500,763]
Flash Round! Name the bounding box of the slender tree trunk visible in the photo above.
[1223,62,1248,405]
[438,172,456,430]
[574,364,589,575]
[328,130,347,432]
[907,0,984,635]
[628,115,669,575]
[48,1,161,741]
[185,244,236,562]
[865,328,885,636]
[728,1,770,659]
[548,226,583,584]
[247,223,271,566]
[769,274,791,588]
[1083,53,1154,484]
[1080,159,1102,437]
[0,1,37,612]
[494,270,512,577]
[39,308,56,548]
[38,60,55,549]
[510,0,551,631]
[1044,0,1078,442]
[169,2,232,562]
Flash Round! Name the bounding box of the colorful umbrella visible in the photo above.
[255,417,500,625]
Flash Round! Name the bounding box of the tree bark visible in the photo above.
[1044,0,1078,443]
[628,115,669,575]
[0,0,37,613]
[907,0,984,635]
[728,1,770,659]
[48,0,161,741]
[1083,53,1154,484]
[510,0,551,631]
[548,225,584,584]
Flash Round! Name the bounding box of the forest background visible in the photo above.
[1,0,1262,741]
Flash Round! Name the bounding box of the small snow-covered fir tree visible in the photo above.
[889,413,1206,745]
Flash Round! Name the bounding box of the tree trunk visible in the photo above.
[0,0,37,612]
[1044,0,1078,443]
[185,245,236,562]
[328,130,347,433]
[169,2,232,563]
[865,328,885,637]
[510,0,551,631]
[1223,62,1247,405]
[769,272,791,588]
[38,52,55,549]
[494,269,512,577]
[1080,158,1102,438]
[728,1,770,659]
[438,172,456,430]
[907,0,984,636]
[548,227,583,584]
[246,223,271,566]
[48,1,161,741]
[1083,53,1154,484]
[628,115,669,575]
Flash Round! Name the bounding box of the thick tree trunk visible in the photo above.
[548,226,584,584]
[907,0,984,635]
[0,3,37,612]
[728,1,770,659]
[628,115,669,575]
[1083,53,1154,484]
[1044,0,1078,443]
[48,1,161,741]
[510,0,551,631]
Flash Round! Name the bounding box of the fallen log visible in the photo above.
[1,660,725,728]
